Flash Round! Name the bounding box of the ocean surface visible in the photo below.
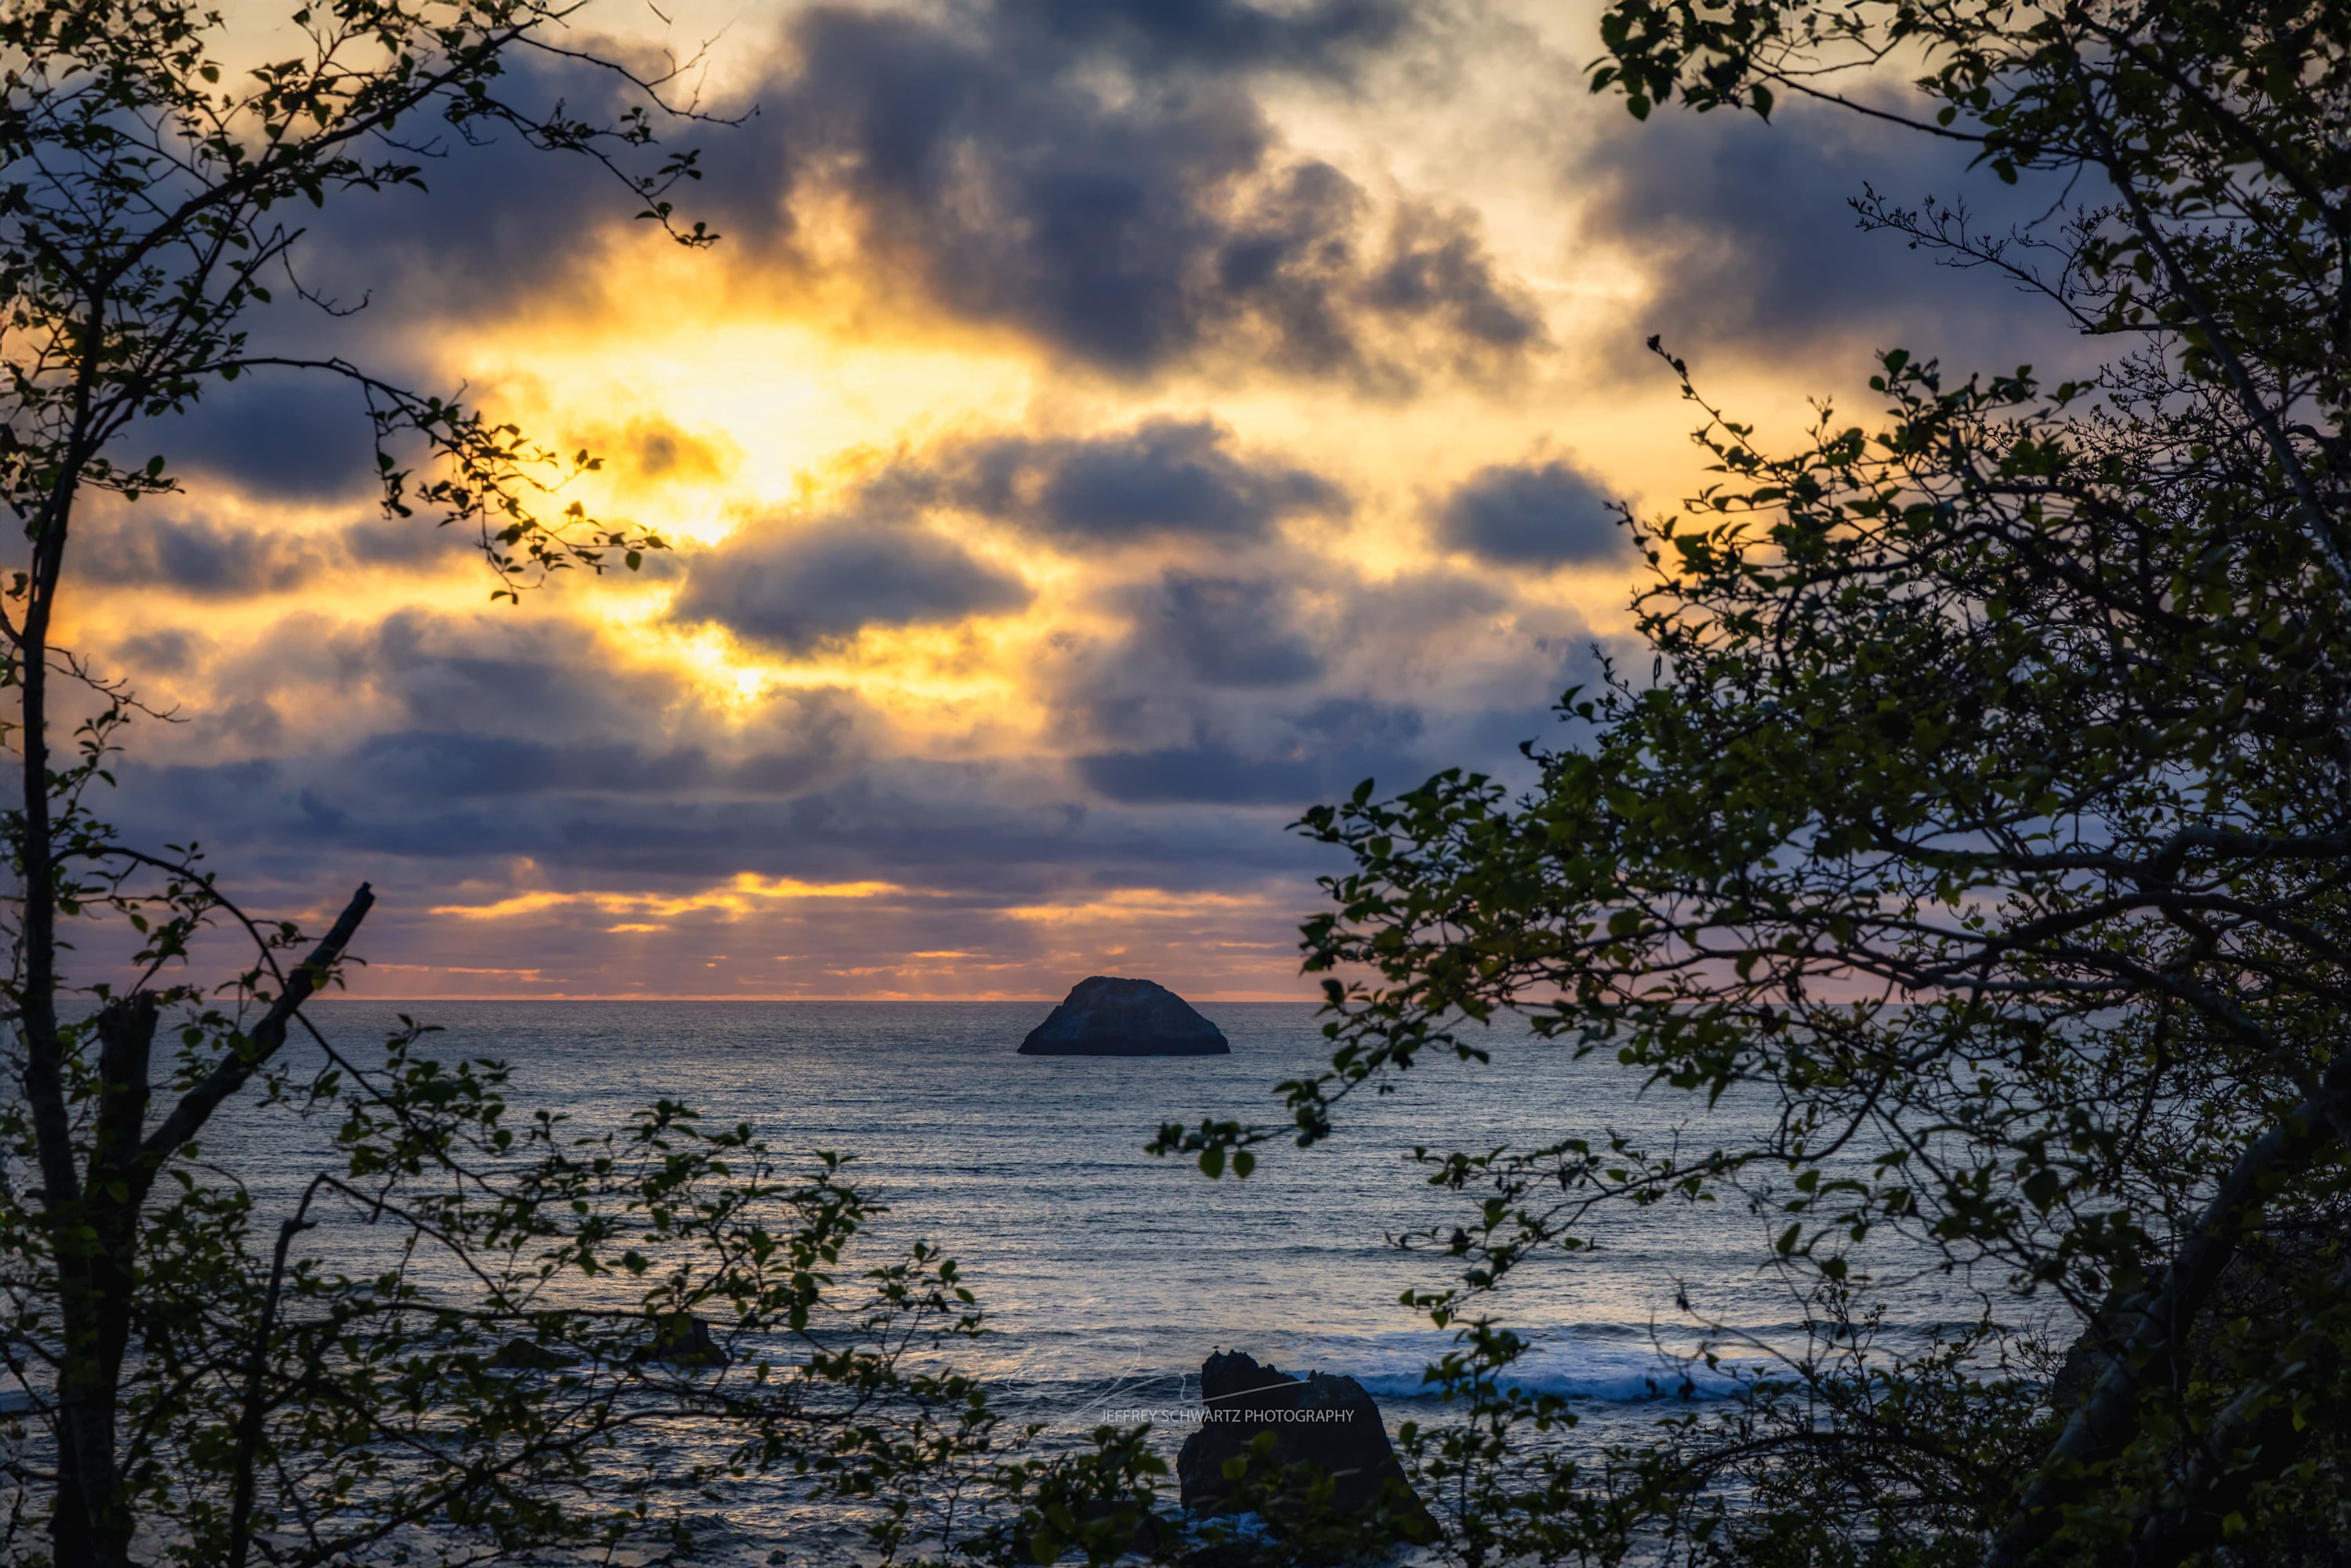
[179,1000,1965,1559]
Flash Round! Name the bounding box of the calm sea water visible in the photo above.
[176,1000,1959,1559]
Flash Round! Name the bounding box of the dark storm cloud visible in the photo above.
[115,613,873,861]
[78,513,330,596]
[1128,573,1324,688]
[114,748,1332,893]
[313,617,864,802]
[1081,695,1574,813]
[1438,458,1625,566]
[999,0,1410,71]
[327,726,837,803]
[1074,743,1320,805]
[1364,205,1549,358]
[1053,559,1523,756]
[106,51,650,451]
[147,375,382,501]
[670,517,1031,654]
[77,506,483,598]
[1074,697,1426,805]
[1331,566,1507,643]
[342,515,478,568]
[353,610,688,741]
[92,578,1578,920]
[342,732,715,798]
[116,628,201,672]
[1577,101,2082,368]
[271,57,640,328]
[687,5,1542,383]
[169,2,1529,401]
[1045,552,1601,810]
[944,418,1346,545]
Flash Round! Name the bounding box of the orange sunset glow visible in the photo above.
[78,0,2045,998]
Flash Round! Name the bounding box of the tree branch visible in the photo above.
[136,882,374,1175]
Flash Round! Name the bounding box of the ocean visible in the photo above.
[179,999,1938,1559]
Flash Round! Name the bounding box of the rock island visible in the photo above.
[1017,976,1230,1056]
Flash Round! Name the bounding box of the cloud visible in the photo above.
[1074,697,1427,806]
[116,628,204,672]
[102,609,877,867]
[354,613,632,734]
[114,747,1327,892]
[82,547,1599,995]
[943,417,1346,545]
[671,515,1031,654]
[998,0,1412,73]
[143,373,386,502]
[78,512,331,596]
[1574,101,2085,370]
[1038,541,1578,806]
[1438,459,1625,566]
[1072,743,1322,805]
[52,1,1717,1002]
[1127,572,1324,688]
[703,5,1541,384]
[342,516,480,568]
[1052,556,1523,751]
[1364,205,1549,361]
[260,55,644,330]
[75,506,481,598]
[341,732,715,798]
[161,2,1530,398]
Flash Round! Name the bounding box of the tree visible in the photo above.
[1159,2,2351,1563]
[0,5,1054,1566]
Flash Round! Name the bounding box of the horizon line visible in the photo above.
[311,993,1325,1005]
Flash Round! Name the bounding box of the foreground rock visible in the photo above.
[1176,1351,1433,1539]
[629,1313,730,1368]
[1018,976,1230,1056]
[491,1337,578,1371]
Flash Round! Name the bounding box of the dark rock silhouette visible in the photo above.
[490,1337,578,1371]
[1176,1350,1433,1537]
[629,1313,730,1368]
[1018,976,1230,1056]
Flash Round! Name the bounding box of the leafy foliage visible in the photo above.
[1154,3,2351,1565]
[0,6,1149,1566]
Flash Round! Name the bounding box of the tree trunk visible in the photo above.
[42,997,160,1568]
[1988,1049,2351,1566]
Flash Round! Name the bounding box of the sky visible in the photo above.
[69,0,2067,1000]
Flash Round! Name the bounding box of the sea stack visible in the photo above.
[1176,1350,1433,1535]
[1018,976,1230,1056]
